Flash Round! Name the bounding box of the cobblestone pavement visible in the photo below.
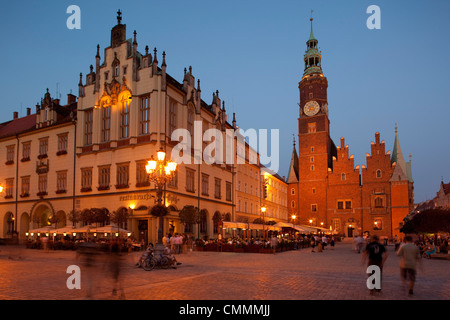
[0,242,449,300]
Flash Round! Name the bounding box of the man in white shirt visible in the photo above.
[397,236,422,295]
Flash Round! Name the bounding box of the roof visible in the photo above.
[441,181,450,195]
[390,126,413,182]
[0,114,36,139]
[286,145,299,183]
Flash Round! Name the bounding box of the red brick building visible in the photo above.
[287,19,414,239]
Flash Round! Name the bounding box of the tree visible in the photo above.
[91,208,109,225]
[401,208,450,234]
[179,205,200,235]
[110,207,130,228]
[68,210,81,227]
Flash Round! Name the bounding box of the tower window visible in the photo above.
[308,123,316,133]
[309,93,313,99]
[341,173,346,181]
[376,170,382,178]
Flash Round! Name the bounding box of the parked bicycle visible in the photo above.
[141,247,181,271]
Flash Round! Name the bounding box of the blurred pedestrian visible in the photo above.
[362,235,388,294]
[397,236,422,295]
[109,238,125,299]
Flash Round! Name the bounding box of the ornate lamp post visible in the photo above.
[261,206,267,241]
[146,148,177,252]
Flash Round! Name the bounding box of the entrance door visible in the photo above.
[138,220,148,245]
[348,226,354,237]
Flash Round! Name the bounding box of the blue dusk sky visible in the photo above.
[0,0,449,203]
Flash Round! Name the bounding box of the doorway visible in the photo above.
[347,225,355,237]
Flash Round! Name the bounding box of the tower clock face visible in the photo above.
[304,101,320,116]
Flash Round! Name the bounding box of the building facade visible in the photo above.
[0,12,288,243]
[287,19,414,239]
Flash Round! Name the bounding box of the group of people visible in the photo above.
[310,235,335,252]
[162,233,194,255]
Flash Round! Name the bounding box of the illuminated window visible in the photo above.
[374,218,383,230]
[120,100,130,139]
[102,106,111,142]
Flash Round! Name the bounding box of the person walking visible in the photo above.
[397,236,422,295]
[362,235,388,295]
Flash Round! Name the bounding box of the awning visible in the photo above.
[95,225,131,234]
[28,226,54,234]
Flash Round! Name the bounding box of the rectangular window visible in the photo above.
[186,168,195,193]
[81,168,92,191]
[84,110,93,145]
[337,200,352,210]
[201,174,209,196]
[140,96,151,135]
[6,145,15,164]
[345,200,352,209]
[136,161,150,187]
[168,170,178,188]
[5,178,14,198]
[169,100,176,137]
[116,163,129,188]
[21,176,30,197]
[226,182,232,201]
[120,101,130,139]
[38,174,47,195]
[215,178,221,199]
[98,166,111,190]
[187,109,194,136]
[22,142,31,161]
[57,133,68,154]
[374,218,383,230]
[101,106,111,142]
[311,204,317,212]
[39,138,49,157]
[56,171,67,193]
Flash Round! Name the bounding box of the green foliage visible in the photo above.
[179,205,200,224]
[150,204,169,217]
[401,208,450,234]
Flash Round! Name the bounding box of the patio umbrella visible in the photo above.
[95,225,130,234]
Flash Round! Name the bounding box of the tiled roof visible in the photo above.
[0,114,36,139]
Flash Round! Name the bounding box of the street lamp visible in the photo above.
[261,206,267,241]
[146,147,177,252]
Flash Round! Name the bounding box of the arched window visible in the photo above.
[291,200,296,208]
[341,173,346,181]
[376,170,382,178]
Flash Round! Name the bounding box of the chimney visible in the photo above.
[13,111,18,120]
[67,93,77,105]
[27,108,31,116]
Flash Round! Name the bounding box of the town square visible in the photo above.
[0,1,449,313]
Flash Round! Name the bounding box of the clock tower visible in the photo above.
[297,17,336,227]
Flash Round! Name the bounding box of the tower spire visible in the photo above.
[309,10,316,41]
[303,13,322,77]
